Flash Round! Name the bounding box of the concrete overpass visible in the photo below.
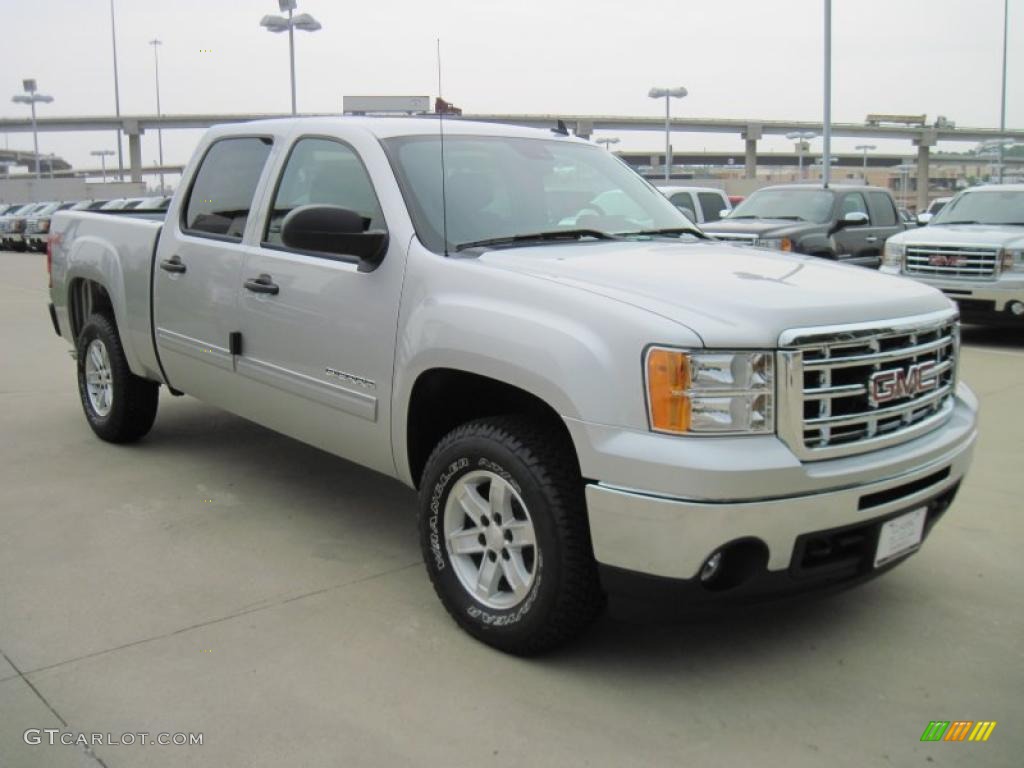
[1,112,1022,210]
[0,149,72,175]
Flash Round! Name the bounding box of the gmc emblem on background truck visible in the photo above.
[869,361,939,405]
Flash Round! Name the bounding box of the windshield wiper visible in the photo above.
[726,215,759,219]
[454,229,620,251]
[943,220,980,225]
[772,215,806,221]
[621,227,706,239]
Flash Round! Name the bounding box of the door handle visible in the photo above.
[865,236,879,243]
[159,255,187,274]
[244,274,279,295]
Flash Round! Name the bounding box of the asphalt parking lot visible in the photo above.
[1,249,1021,768]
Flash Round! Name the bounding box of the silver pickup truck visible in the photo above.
[881,184,1024,325]
[47,118,978,654]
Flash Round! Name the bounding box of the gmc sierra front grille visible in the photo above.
[904,244,998,279]
[778,312,959,460]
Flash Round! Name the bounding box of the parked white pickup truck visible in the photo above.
[882,184,1024,325]
[47,118,978,654]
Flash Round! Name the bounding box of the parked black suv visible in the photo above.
[702,184,907,268]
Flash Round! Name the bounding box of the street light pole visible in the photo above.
[150,39,165,193]
[597,137,620,151]
[288,7,297,115]
[12,80,53,179]
[786,131,816,180]
[261,1,321,116]
[91,149,115,184]
[648,87,687,181]
[856,144,877,181]
[110,0,124,180]
[999,0,1008,183]
[822,0,832,188]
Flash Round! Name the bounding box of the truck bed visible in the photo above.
[51,210,167,384]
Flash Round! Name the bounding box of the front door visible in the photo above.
[832,191,874,266]
[233,136,405,476]
[152,136,274,403]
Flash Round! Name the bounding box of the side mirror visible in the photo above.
[281,205,388,272]
[719,209,731,219]
[831,211,872,233]
[916,212,933,226]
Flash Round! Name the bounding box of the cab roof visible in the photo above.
[205,116,588,143]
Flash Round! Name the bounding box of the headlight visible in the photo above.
[754,237,792,252]
[883,240,905,267]
[1000,248,1024,272]
[645,348,774,435]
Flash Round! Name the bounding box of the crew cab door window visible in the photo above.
[669,192,697,221]
[264,137,385,249]
[698,192,726,222]
[865,191,898,226]
[840,192,869,220]
[183,137,272,240]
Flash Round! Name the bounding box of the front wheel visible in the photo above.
[76,313,159,443]
[418,416,605,654]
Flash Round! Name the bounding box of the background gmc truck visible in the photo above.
[882,184,1024,325]
[47,118,978,654]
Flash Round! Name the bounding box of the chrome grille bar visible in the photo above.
[904,244,998,279]
[778,310,959,461]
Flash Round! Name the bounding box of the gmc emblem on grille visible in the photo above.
[868,361,939,405]
[928,254,964,267]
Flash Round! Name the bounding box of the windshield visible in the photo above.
[728,188,835,223]
[931,189,1024,225]
[382,135,699,252]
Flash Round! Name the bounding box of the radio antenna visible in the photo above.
[437,38,449,257]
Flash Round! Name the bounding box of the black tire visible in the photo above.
[418,416,605,655]
[76,313,159,443]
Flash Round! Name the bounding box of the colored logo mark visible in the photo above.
[920,721,997,742]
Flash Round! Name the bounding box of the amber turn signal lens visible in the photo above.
[646,348,691,433]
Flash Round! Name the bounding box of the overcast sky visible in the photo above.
[1,0,1018,184]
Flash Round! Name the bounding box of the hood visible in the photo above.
[893,223,1024,249]
[476,240,952,347]
[701,218,813,238]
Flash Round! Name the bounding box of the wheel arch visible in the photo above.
[402,367,580,489]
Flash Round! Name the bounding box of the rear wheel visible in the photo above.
[419,416,605,654]
[76,313,159,443]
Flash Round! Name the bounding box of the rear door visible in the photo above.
[152,135,274,402]
[668,191,698,223]
[231,134,407,476]
[865,190,904,252]
[696,191,729,224]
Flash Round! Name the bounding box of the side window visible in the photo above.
[698,192,726,222]
[840,192,869,219]
[866,191,897,226]
[669,192,696,220]
[264,137,384,248]
[184,137,272,240]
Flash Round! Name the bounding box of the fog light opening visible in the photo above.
[700,551,724,582]
[1009,301,1024,317]
[699,539,769,592]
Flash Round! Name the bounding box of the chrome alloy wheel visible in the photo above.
[444,470,538,610]
[84,339,113,417]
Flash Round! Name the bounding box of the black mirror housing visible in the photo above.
[281,205,388,271]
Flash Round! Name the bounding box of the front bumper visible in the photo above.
[881,267,1024,313]
[578,387,977,587]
